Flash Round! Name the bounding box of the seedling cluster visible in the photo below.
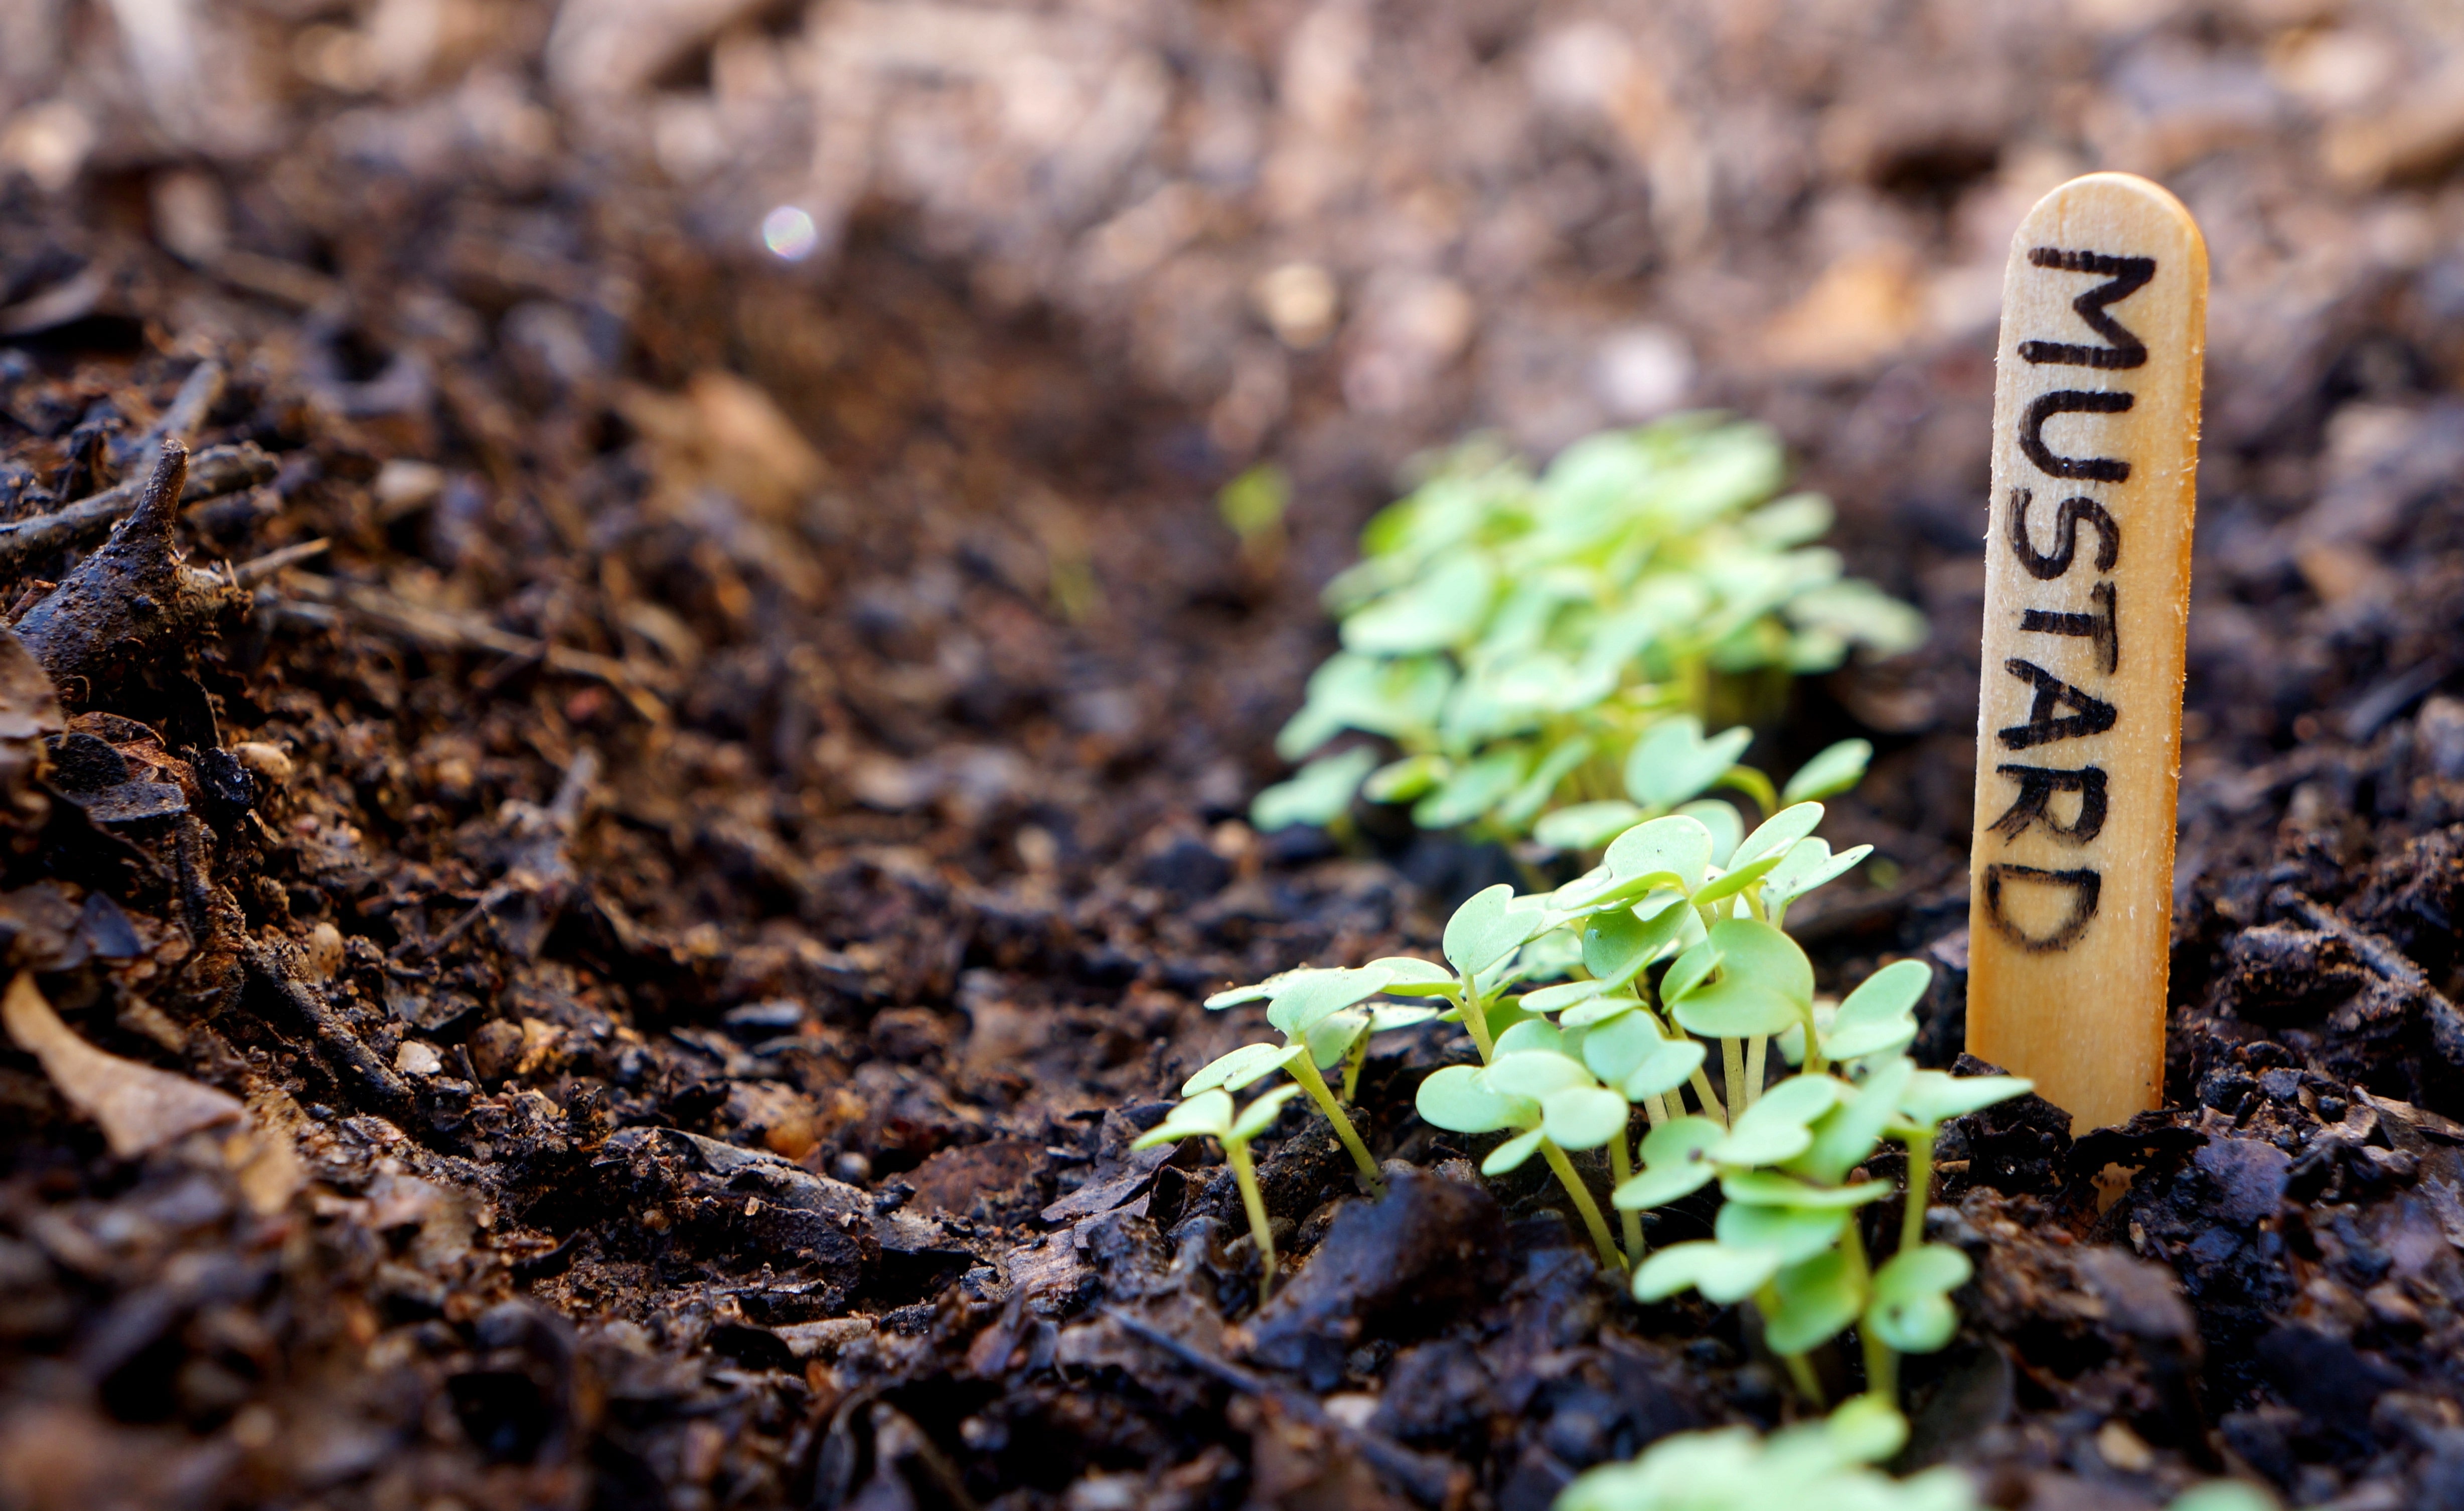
[1178,781,2031,1420]
[1252,416,1925,842]
[1556,1394,1971,1511]
[1556,1395,2275,1511]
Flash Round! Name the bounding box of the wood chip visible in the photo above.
[2,971,242,1158]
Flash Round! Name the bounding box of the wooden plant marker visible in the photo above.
[1966,173,2208,1133]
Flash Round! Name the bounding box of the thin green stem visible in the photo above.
[1757,1279,1828,1409]
[1719,764,1779,818]
[1782,1351,1826,1408]
[1687,1063,1728,1128]
[1539,1138,1625,1275]
[1456,980,1496,1064]
[1840,1218,1895,1406]
[1289,1052,1384,1194]
[1743,1035,1768,1106]
[1900,1128,1934,1258]
[1340,1031,1369,1103]
[1722,1038,1746,1123]
[1226,1139,1276,1299]
[1801,1002,1827,1078]
[1642,1093,1669,1129]
[1607,1124,1645,1265]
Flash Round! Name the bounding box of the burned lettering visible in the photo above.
[1997,659,2118,749]
[1981,863,2102,953]
[2020,579,2118,675]
[2019,248,2155,370]
[1988,764,2108,844]
[2007,489,2119,580]
[2020,390,2135,483]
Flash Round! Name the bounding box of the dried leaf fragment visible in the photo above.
[2,971,242,1157]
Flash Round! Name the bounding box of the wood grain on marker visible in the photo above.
[1966,173,2207,1134]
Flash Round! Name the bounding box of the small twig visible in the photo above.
[111,359,225,471]
[229,538,329,587]
[1100,1307,1466,1507]
[243,938,415,1119]
[279,573,669,717]
[0,441,277,572]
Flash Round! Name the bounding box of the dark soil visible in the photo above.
[7,4,2464,1509]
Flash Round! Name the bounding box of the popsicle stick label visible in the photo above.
[1966,173,2207,1133]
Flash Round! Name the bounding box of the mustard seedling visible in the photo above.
[1253,414,1924,841]
[1133,1084,1303,1294]
[1557,1393,2276,1511]
[1554,1395,1974,1511]
[1415,1029,1635,1273]
[1196,965,1441,1193]
[1620,1032,2029,1406]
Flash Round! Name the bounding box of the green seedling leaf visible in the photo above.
[1413,746,1529,829]
[1535,801,1645,851]
[1821,1394,1910,1465]
[1492,1019,1566,1057]
[1367,1004,1440,1032]
[1660,938,1723,1006]
[1581,896,1692,989]
[1362,752,1448,804]
[1731,802,1827,870]
[1713,1073,1841,1166]
[1633,1240,1784,1305]
[1720,1172,1892,1210]
[1782,740,1873,806]
[1715,1199,1850,1265]
[1744,490,1834,548]
[2165,1486,2282,1511]
[1669,919,1814,1040]
[1762,838,1873,908]
[1791,1054,1915,1185]
[1366,956,1458,995]
[1674,798,1745,868]
[1543,1086,1630,1150]
[1482,1126,1548,1175]
[1690,846,1790,907]
[1228,1083,1305,1142]
[1603,814,1716,893]
[1496,735,1597,829]
[1822,959,1930,1062]
[1619,1039,1708,1102]
[1305,1010,1368,1070]
[1415,1065,1533,1134]
[1560,993,1641,1029]
[1342,551,1495,654]
[1625,717,1754,810]
[1444,883,1548,977]
[1898,1070,2033,1128]
[1764,1249,1864,1355]
[1504,918,1584,980]
[1252,747,1377,833]
[1265,966,1395,1036]
[1868,1244,1974,1353]
[1579,1009,1668,1084]
[1613,1117,1726,1209]
[1520,979,1607,1016]
[1134,1091,1233,1148]
[1182,1040,1307,1096]
[1484,1048,1594,1101]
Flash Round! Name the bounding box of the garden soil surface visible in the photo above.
[8,3,2464,1509]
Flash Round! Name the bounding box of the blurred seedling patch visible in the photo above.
[1255,415,1923,845]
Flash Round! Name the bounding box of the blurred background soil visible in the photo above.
[9,2,2464,1508]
